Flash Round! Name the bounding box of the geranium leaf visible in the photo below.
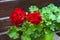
[50,24,55,31]
[47,3,58,12]
[55,23,60,30]
[8,26,19,39]
[21,35,31,40]
[44,29,52,35]
[49,14,56,20]
[36,23,43,32]
[29,5,39,12]
[8,32,19,39]
[56,15,60,23]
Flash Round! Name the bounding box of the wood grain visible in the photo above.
[0,1,18,17]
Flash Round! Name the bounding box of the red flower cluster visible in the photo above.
[10,8,26,26]
[27,11,42,25]
[10,8,42,26]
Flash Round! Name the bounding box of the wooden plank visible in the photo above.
[0,1,18,17]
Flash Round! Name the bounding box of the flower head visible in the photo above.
[27,11,42,25]
[10,8,26,26]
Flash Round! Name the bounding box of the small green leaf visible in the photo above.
[55,23,60,30]
[56,15,60,23]
[36,23,43,32]
[46,21,52,26]
[20,27,26,32]
[48,3,58,12]
[29,5,39,12]
[8,26,19,39]
[8,26,19,33]
[44,29,52,35]
[21,35,31,40]
[24,28,33,35]
[8,32,19,39]
[49,14,56,20]
[50,24,55,31]
[31,31,41,38]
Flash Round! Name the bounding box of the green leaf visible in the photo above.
[47,3,58,12]
[22,21,36,32]
[56,15,60,23]
[29,24,36,32]
[46,21,52,26]
[8,26,19,39]
[50,24,55,31]
[20,27,26,32]
[21,35,31,40]
[41,7,46,13]
[8,32,19,39]
[36,23,43,32]
[44,29,52,35]
[29,5,39,12]
[31,31,40,38]
[21,21,37,40]
[31,30,44,40]
[44,30,49,34]
[24,28,34,35]
[49,14,56,20]
[8,26,19,33]
[55,23,60,30]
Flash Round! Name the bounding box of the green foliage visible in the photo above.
[8,3,60,40]
[49,14,56,20]
[21,21,36,40]
[50,24,56,31]
[38,3,60,40]
[39,3,60,32]
[56,15,60,23]
[21,35,31,40]
[21,21,44,40]
[47,3,58,12]
[55,23,60,30]
[45,32,54,40]
[29,5,39,12]
[31,29,44,40]
[8,26,19,39]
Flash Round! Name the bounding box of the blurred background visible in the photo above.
[0,0,60,17]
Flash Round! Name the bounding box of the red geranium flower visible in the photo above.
[10,8,26,26]
[27,11,42,25]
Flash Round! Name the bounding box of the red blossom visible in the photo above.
[10,8,26,26]
[27,11,42,25]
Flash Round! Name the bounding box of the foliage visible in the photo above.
[8,26,19,39]
[8,3,60,40]
[29,5,39,12]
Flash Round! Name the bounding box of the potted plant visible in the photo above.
[7,3,60,40]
